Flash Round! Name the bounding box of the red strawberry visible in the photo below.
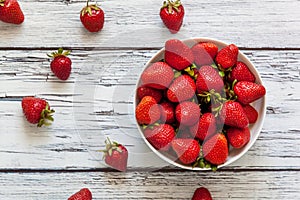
[175,101,200,126]
[101,138,128,172]
[227,127,250,149]
[80,0,104,32]
[141,62,174,90]
[196,65,224,93]
[0,0,24,24]
[219,101,249,128]
[136,96,161,125]
[68,188,92,200]
[48,48,72,80]
[215,44,238,69]
[137,86,163,103]
[159,0,184,34]
[144,124,175,151]
[192,187,213,200]
[229,61,256,82]
[234,81,266,105]
[171,139,200,164]
[192,42,218,66]
[160,102,176,124]
[165,39,194,70]
[203,133,228,165]
[21,97,55,127]
[167,74,196,102]
[190,113,217,141]
[242,104,258,124]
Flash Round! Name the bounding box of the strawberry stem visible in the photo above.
[37,104,55,127]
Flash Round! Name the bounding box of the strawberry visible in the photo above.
[234,81,266,105]
[80,0,104,32]
[160,102,176,124]
[21,97,55,127]
[0,0,24,24]
[227,127,250,148]
[175,101,200,126]
[192,187,213,200]
[164,39,194,71]
[203,133,228,165]
[136,96,161,125]
[196,65,224,93]
[191,42,218,66]
[160,0,184,34]
[190,113,217,141]
[141,62,174,90]
[219,101,248,129]
[68,188,92,200]
[228,61,256,82]
[171,139,200,164]
[101,138,128,172]
[144,124,175,151]
[137,86,163,103]
[215,44,238,69]
[48,48,72,81]
[242,104,258,124]
[167,74,196,102]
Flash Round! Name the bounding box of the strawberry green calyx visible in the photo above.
[38,103,55,127]
[162,0,182,13]
[47,48,71,58]
[81,0,100,17]
[100,137,123,158]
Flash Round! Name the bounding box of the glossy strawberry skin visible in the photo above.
[242,104,258,124]
[215,44,238,69]
[165,39,194,70]
[50,55,72,80]
[137,86,163,103]
[160,102,176,124]
[68,188,92,200]
[192,187,213,200]
[234,81,266,105]
[190,113,217,141]
[203,133,228,165]
[135,96,161,125]
[192,42,218,66]
[105,144,128,172]
[171,139,200,164]
[167,74,196,102]
[227,127,250,149]
[21,97,50,125]
[229,61,256,83]
[196,65,224,93]
[80,5,104,32]
[0,0,24,24]
[220,101,249,129]
[160,2,184,34]
[175,101,200,126]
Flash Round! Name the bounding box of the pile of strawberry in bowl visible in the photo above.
[135,38,266,170]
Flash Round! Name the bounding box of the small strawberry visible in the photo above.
[242,104,258,124]
[234,81,266,105]
[228,61,256,83]
[141,62,174,90]
[137,86,163,103]
[192,187,213,200]
[215,44,238,69]
[48,48,72,81]
[136,96,161,125]
[160,102,176,124]
[160,0,184,34]
[203,133,228,165]
[196,65,224,93]
[175,101,200,126]
[190,113,217,141]
[165,39,194,71]
[100,138,128,172]
[171,138,200,164]
[192,42,218,66]
[80,0,104,32]
[144,124,175,151]
[21,97,55,127]
[68,188,92,200]
[227,127,250,149]
[0,0,24,24]
[167,74,196,102]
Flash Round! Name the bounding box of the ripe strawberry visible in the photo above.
[171,139,200,164]
[101,138,128,172]
[137,86,163,103]
[160,0,184,34]
[141,62,174,90]
[196,65,224,93]
[227,127,250,149]
[80,0,104,32]
[21,97,55,127]
[203,133,228,165]
[0,0,24,24]
[144,124,175,151]
[242,104,258,124]
[136,96,161,125]
[219,101,249,128]
[192,187,213,200]
[48,48,72,80]
[175,101,200,126]
[234,81,266,105]
[165,39,194,71]
[190,113,217,141]
[215,44,238,69]
[160,102,175,124]
[191,42,218,66]
[167,74,196,102]
[68,188,92,200]
[228,61,256,82]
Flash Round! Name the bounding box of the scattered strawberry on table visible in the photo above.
[192,187,213,200]
[80,0,104,32]
[160,0,184,34]
[0,0,24,24]
[68,188,92,200]
[48,48,72,81]
[135,38,266,170]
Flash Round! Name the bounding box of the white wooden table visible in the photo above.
[1,0,300,199]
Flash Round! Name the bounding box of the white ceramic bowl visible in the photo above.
[135,38,266,170]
